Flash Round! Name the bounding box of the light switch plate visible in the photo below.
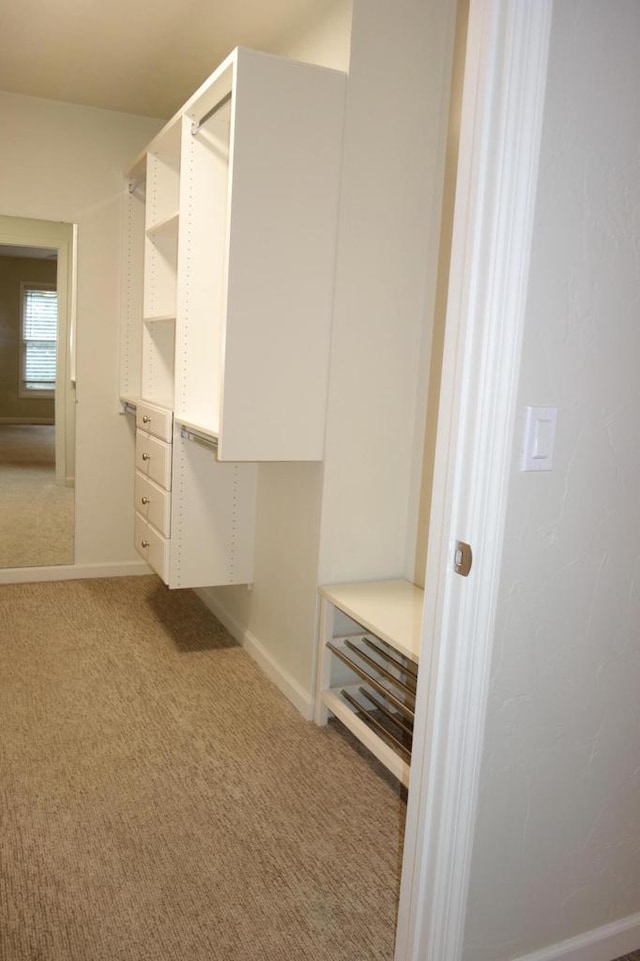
[521,406,557,471]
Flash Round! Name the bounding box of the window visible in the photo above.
[20,283,57,398]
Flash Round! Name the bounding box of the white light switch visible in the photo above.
[521,406,557,471]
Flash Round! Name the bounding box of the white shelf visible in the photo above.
[319,579,424,663]
[175,416,219,443]
[146,211,179,238]
[141,316,175,409]
[144,148,180,231]
[316,578,424,785]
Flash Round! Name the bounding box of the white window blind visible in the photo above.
[22,286,57,393]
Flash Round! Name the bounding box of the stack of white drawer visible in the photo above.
[134,400,173,580]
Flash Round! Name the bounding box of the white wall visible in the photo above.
[0,93,161,569]
[270,0,353,70]
[204,0,457,712]
[317,0,456,590]
[463,3,640,958]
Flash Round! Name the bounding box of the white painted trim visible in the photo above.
[510,912,640,961]
[54,226,76,488]
[395,2,553,961]
[242,627,314,720]
[195,587,314,720]
[0,560,150,584]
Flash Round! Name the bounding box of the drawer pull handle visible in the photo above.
[142,453,151,461]
[141,496,150,505]
[141,540,150,549]
[142,415,151,424]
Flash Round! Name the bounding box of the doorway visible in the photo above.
[0,216,76,569]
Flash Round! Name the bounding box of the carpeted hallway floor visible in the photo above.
[0,424,74,569]
[0,575,405,961]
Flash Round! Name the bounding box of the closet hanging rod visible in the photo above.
[361,637,418,690]
[191,91,233,136]
[343,638,417,700]
[357,686,415,739]
[366,633,419,676]
[180,425,219,452]
[326,642,415,722]
[340,689,412,763]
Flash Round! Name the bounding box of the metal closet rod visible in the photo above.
[191,90,233,136]
[180,425,218,452]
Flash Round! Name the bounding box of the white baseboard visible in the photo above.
[511,911,640,961]
[195,587,314,720]
[0,560,151,584]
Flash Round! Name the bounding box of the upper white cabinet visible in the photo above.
[120,47,346,589]
[122,47,347,462]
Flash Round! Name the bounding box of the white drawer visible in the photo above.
[135,512,170,581]
[136,401,173,443]
[135,471,171,536]
[135,430,172,490]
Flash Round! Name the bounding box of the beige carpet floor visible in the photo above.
[0,576,406,961]
[0,424,74,569]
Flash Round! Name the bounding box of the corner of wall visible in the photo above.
[195,585,315,720]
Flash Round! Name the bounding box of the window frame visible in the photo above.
[19,281,58,400]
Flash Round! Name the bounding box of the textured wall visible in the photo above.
[317,0,455,589]
[463,2,640,958]
[0,255,56,421]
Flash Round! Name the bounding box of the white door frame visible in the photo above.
[395,2,553,959]
[0,216,77,488]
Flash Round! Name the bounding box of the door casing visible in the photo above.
[395,2,554,958]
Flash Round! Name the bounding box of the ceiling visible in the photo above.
[0,0,328,119]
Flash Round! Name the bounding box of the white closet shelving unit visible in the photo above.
[142,122,180,410]
[315,580,425,788]
[120,47,346,589]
